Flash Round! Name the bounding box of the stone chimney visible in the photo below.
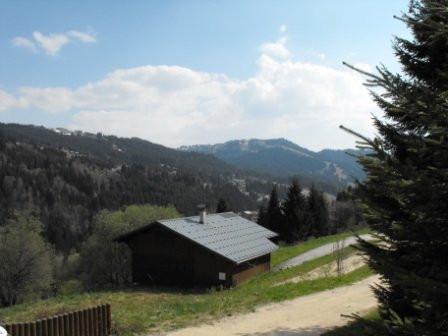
[198,204,207,224]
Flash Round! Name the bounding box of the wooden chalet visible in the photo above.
[115,207,278,287]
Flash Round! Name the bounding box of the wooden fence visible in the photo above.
[3,304,111,336]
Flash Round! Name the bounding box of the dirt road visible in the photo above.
[165,275,379,336]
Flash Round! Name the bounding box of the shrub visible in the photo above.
[0,211,54,307]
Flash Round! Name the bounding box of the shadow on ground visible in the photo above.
[237,325,329,336]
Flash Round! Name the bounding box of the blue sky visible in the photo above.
[0,1,410,150]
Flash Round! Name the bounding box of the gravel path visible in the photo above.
[274,234,373,271]
[164,275,379,336]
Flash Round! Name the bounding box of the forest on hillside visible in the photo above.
[0,128,258,258]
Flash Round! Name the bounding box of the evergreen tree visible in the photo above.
[266,185,284,234]
[216,198,228,213]
[257,203,268,228]
[307,185,329,238]
[282,179,306,242]
[342,1,448,334]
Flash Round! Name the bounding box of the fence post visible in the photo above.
[58,315,65,336]
[83,309,89,336]
[25,322,30,336]
[30,321,37,336]
[91,308,97,336]
[53,317,59,336]
[88,308,93,336]
[18,323,25,336]
[67,313,75,336]
[36,320,43,336]
[101,306,107,336]
[42,319,49,336]
[47,317,53,336]
[77,311,83,336]
[63,314,69,336]
[97,306,103,336]
[106,304,111,336]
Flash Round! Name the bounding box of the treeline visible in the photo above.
[258,180,363,243]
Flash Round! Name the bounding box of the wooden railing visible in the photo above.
[3,304,111,336]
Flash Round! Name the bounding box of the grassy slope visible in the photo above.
[0,233,372,335]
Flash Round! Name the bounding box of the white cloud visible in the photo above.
[68,30,96,43]
[0,90,27,111]
[1,37,377,150]
[32,32,70,56]
[279,25,287,33]
[260,37,291,60]
[12,30,96,56]
[11,37,37,53]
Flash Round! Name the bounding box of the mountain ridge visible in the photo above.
[180,138,365,191]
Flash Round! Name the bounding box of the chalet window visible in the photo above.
[218,272,226,280]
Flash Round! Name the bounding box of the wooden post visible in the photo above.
[97,306,103,336]
[53,317,59,336]
[93,308,98,336]
[25,323,30,336]
[87,309,93,336]
[47,317,53,336]
[101,306,107,336]
[35,320,43,336]
[42,318,49,336]
[30,322,37,336]
[9,324,17,336]
[63,314,69,336]
[106,304,111,335]
[18,323,25,336]
[83,309,89,336]
[58,315,65,336]
[77,311,83,336]
[68,313,75,336]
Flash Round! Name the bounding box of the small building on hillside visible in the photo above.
[115,207,278,287]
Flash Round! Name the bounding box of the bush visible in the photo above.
[0,211,54,307]
[58,280,83,296]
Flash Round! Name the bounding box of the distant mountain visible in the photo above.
[180,138,366,191]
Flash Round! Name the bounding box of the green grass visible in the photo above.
[272,227,370,266]
[0,246,372,336]
[322,310,386,335]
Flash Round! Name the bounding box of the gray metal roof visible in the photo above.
[156,212,278,264]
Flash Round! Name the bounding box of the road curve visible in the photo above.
[274,234,373,271]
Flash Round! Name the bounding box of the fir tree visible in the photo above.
[216,198,228,213]
[266,185,284,234]
[282,179,306,243]
[307,185,329,238]
[342,1,448,334]
[257,204,268,228]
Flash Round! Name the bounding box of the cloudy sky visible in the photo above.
[0,1,409,150]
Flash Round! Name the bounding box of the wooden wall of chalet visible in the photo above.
[232,254,271,286]
[125,224,272,287]
[127,224,235,287]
